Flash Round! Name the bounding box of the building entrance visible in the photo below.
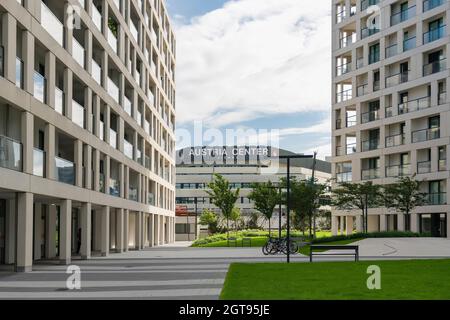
[420,213,447,237]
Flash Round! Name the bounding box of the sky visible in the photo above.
[166,0,332,159]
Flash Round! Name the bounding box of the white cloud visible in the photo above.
[174,0,332,127]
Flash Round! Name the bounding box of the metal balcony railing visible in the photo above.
[33,148,45,177]
[33,71,46,103]
[427,193,447,205]
[336,61,351,76]
[361,139,380,152]
[55,156,75,185]
[390,6,416,26]
[403,36,416,51]
[336,171,352,183]
[423,58,446,76]
[417,160,431,174]
[0,135,22,172]
[385,133,405,148]
[386,164,410,177]
[361,109,380,123]
[361,27,380,39]
[385,71,409,88]
[412,127,440,143]
[336,89,352,103]
[423,25,446,44]
[398,96,431,114]
[361,168,380,180]
[385,43,398,58]
[423,0,444,11]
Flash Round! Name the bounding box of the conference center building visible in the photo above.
[332,0,450,237]
[0,0,176,271]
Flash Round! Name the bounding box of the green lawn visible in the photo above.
[220,259,450,300]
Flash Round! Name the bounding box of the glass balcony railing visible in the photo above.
[423,25,446,44]
[386,71,409,88]
[72,38,85,68]
[423,0,444,11]
[92,5,102,31]
[339,33,356,48]
[346,115,357,127]
[99,173,105,193]
[130,21,139,43]
[33,71,46,103]
[124,140,133,159]
[92,60,102,85]
[109,178,120,197]
[41,2,64,46]
[439,91,447,105]
[16,57,23,88]
[361,110,379,123]
[107,28,118,54]
[361,168,380,180]
[361,0,380,11]
[109,129,117,148]
[386,133,405,148]
[107,78,120,103]
[124,96,132,116]
[361,139,380,152]
[72,100,85,128]
[144,120,150,135]
[151,61,157,74]
[336,89,352,103]
[412,127,440,143]
[417,160,431,174]
[385,106,393,118]
[391,6,416,26]
[33,148,45,177]
[55,156,75,185]
[357,83,368,97]
[336,171,352,183]
[55,87,64,115]
[345,143,357,155]
[398,96,431,114]
[137,149,142,164]
[145,155,151,170]
[361,27,380,39]
[403,36,416,51]
[386,164,410,177]
[385,43,398,58]
[336,61,351,76]
[129,187,138,201]
[148,90,155,105]
[427,193,447,205]
[0,135,22,172]
[99,121,105,141]
[439,159,447,171]
[136,111,142,126]
[148,192,155,205]
[423,58,446,76]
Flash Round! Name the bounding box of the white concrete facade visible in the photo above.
[332,0,450,238]
[0,0,176,271]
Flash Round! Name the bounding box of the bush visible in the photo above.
[311,231,424,244]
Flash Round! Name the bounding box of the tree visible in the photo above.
[206,174,240,240]
[384,176,427,225]
[248,181,281,237]
[332,181,383,233]
[199,209,218,235]
[230,207,241,232]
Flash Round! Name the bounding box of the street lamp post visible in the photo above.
[279,154,314,263]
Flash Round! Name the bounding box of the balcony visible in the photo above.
[373,79,380,91]
[0,135,22,172]
[107,28,118,54]
[337,89,352,102]
[109,178,120,197]
[55,156,75,185]
[91,60,102,85]
[385,133,405,148]
[403,36,416,51]
[361,0,380,11]
[92,5,102,31]
[147,89,155,105]
[423,58,446,76]
[55,87,64,115]
[124,140,133,159]
[417,160,431,174]
[386,164,410,177]
[361,27,380,39]
[107,78,120,103]
[129,187,138,201]
[356,57,364,69]
[398,96,430,114]
[33,71,46,103]
[386,44,398,58]
[72,100,85,128]
[439,91,447,105]
[385,106,393,118]
[361,110,379,124]
[423,0,444,11]
[340,33,356,48]
[41,2,64,46]
[439,159,447,171]
[336,9,346,24]
[148,192,155,205]
[346,115,357,127]
[130,21,139,43]
[33,148,45,177]
[385,71,409,88]
[336,61,351,76]
[423,25,446,44]
[361,168,380,180]
[336,171,352,183]
[99,121,105,141]
[124,96,132,116]
[361,139,380,152]
[144,120,150,135]
[109,129,117,148]
[16,57,23,88]
[72,39,85,68]
[369,53,379,65]
[412,127,440,143]
[427,193,447,205]
[357,83,368,97]
[391,6,416,26]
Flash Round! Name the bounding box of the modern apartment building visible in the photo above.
[175,146,331,240]
[0,0,176,272]
[332,0,450,237]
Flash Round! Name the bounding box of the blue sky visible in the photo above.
[166,0,332,159]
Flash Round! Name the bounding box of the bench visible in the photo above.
[309,245,359,262]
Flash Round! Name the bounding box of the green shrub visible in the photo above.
[311,231,423,244]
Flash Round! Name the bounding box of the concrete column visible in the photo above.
[84,144,92,189]
[119,163,125,198]
[140,212,145,249]
[345,216,353,235]
[64,68,73,120]
[101,206,110,256]
[45,51,56,109]
[379,214,387,232]
[101,50,108,92]
[2,13,17,83]
[80,202,92,259]
[116,208,124,253]
[124,166,129,199]
[16,193,34,272]
[124,209,129,251]
[5,200,15,264]
[85,87,93,133]
[118,118,125,152]
[339,216,344,235]
[75,140,83,187]
[93,95,101,138]
[45,205,57,259]
[85,29,93,75]
[135,212,142,249]
[161,216,165,244]
[22,30,34,94]
[105,155,111,194]
[33,204,43,261]
[447,213,450,239]
[93,149,100,192]
[397,213,405,231]
[21,111,34,174]
[155,214,160,245]
[59,199,72,265]
[149,214,154,247]
[411,213,419,233]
